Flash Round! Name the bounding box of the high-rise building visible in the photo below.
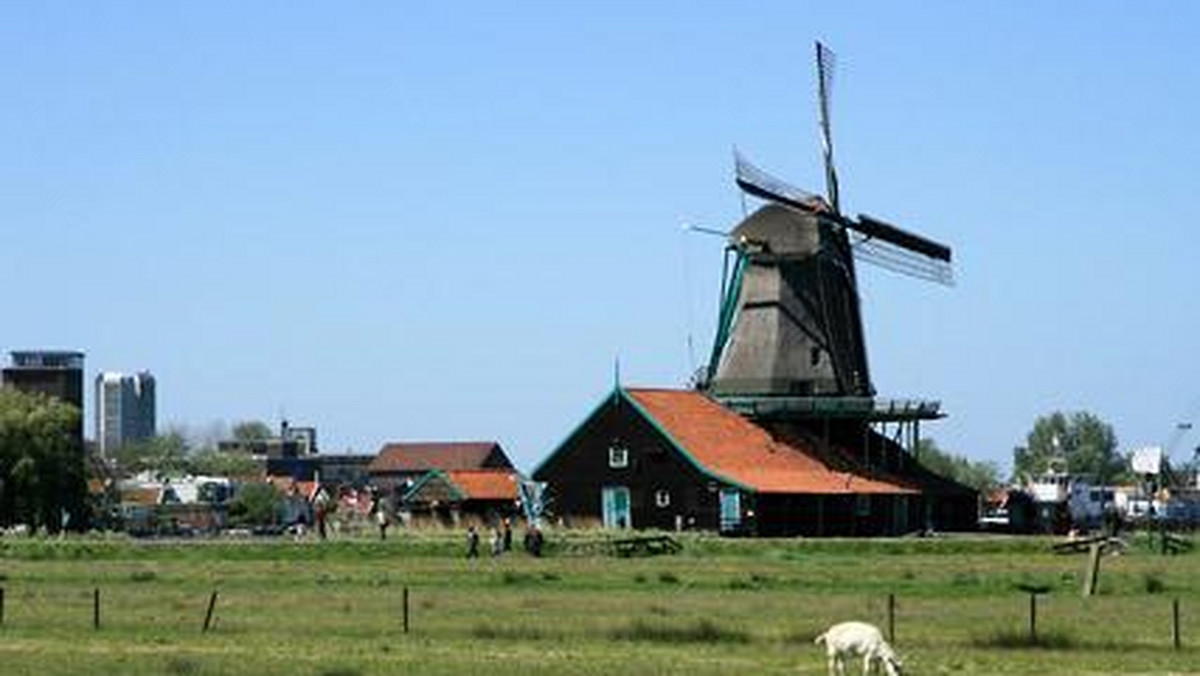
[95,371,156,457]
[2,350,85,410]
[3,350,87,462]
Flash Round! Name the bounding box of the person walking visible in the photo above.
[466,525,480,558]
[490,525,503,557]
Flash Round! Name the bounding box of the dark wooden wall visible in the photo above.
[535,396,724,531]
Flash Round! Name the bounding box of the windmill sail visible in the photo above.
[734,151,827,213]
[852,236,954,285]
[851,214,950,262]
[848,214,954,285]
[816,41,840,215]
[732,153,954,284]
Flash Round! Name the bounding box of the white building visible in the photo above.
[95,370,156,457]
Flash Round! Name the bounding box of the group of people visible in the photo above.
[466,518,542,558]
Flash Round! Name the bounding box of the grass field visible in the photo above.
[0,531,1198,675]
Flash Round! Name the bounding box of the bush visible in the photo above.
[226,482,282,528]
[1142,572,1167,594]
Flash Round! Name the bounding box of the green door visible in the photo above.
[602,486,631,529]
[719,488,741,532]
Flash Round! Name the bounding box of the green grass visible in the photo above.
[0,531,1196,674]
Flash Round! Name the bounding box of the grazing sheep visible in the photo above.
[814,621,902,676]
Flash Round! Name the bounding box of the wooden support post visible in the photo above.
[202,591,218,633]
[93,588,100,630]
[886,593,895,643]
[1173,598,1181,650]
[1083,542,1102,597]
[863,424,870,470]
[403,586,410,634]
[1028,592,1037,643]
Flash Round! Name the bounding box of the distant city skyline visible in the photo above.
[4,4,1199,474]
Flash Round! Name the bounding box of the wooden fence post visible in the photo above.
[1173,598,1181,650]
[93,588,100,630]
[1028,592,1037,643]
[887,593,895,643]
[1,586,5,627]
[1082,543,1102,597]
[403,586,410,634]
[203,591,219,633]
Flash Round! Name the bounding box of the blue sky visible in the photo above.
[3,2,1199,475]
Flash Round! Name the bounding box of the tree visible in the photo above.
[916,438,1000,492]
[227,481,282,527]
[188,447,262,479]
[110,428,191,477]
[232,420,273,443]
[1012,411,1127,484]
[0,386,86,531]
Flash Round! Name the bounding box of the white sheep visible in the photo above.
[814,621,903,676]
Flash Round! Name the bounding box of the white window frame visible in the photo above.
[608,444,629,469]
[655,489,670,508]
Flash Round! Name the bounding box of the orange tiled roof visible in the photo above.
[445,469,520,501]
[120,486,163,506]
[625,388,915,495]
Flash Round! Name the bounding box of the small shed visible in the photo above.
[368,441,515,493]
[403,469,521,526]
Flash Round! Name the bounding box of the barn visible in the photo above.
[367,441,520,525]
[402,469,521,526]
[368,441,515,492]
[533,387,976,536]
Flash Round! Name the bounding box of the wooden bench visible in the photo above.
[608,535,683,558]
[1052,534,1125,555]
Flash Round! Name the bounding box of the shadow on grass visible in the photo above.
[971,629,1077,650]
[610,619,750,644]
[471,623,558,641]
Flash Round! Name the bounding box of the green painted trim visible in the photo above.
[618,389,754,493]
[404,469,466,502]
[706,251,747,380]
[531,385,624,479]
[533,386,753,494]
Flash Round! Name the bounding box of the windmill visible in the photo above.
[706,41,953,400]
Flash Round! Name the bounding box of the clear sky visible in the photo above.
[4,2,1199,476]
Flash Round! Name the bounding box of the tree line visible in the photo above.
[923,410,1146,492]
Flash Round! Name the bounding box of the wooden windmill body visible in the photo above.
[706,42,952,416]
